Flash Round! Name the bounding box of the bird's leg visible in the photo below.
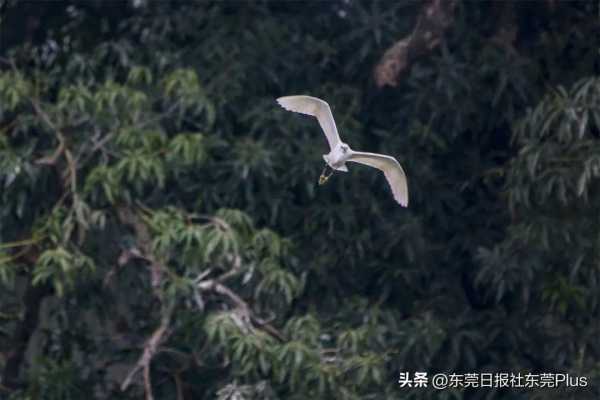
[319,164,334,185]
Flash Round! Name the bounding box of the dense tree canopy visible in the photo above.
[1,1,599,399]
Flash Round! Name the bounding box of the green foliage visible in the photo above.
[508,78,600,207]
[1,1,598,400]
[33,246,95,297]
[24,358,88,400]
[255,260,302,306]
[0,70,31,112]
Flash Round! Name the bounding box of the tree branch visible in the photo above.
[116,206,165,291]
[197,279,285,342]
[30,99,78,196]
[120,306,174,399]
[117,206,171,399]
[217,254,242,283]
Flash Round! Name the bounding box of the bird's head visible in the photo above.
[340,144,349,154]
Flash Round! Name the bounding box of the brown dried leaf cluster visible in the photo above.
[374,0,457,87]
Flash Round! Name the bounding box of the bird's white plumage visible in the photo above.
[348,151,408,207]
[277,95,409,206]
[276,96,341,150]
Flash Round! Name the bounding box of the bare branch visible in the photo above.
[29,99,78,196]
[116,206,165,290]
[117,206,172,399]
[120,307,173,399]
[33,134,65,165]
[217,254,242,283]
[198,279,249,311]
[174,371,184,400]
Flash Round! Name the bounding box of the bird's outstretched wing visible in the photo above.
[276,95,341,150]
[348,151,409,207]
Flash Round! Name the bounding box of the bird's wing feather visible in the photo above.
[276,95,341,150]
[347,151,409,206]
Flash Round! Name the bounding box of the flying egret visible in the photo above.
[276,95,409,207]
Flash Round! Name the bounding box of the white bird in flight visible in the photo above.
[276,95,409,207]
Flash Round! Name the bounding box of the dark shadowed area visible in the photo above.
[1,1,599,399]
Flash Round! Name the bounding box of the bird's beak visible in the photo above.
[319,165,333,185]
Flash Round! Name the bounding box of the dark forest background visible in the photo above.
[1,1,599,399]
